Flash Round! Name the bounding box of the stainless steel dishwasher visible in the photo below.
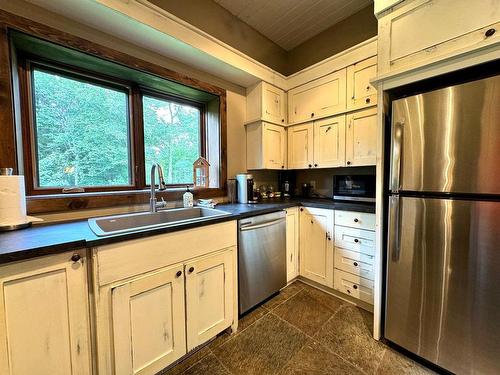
[238,211,286,314]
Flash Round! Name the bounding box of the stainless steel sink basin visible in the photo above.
[88,207,232,236]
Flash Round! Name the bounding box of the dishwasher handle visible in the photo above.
[240,218,285,231]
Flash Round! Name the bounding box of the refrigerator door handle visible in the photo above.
[388,195,402,262]
[390,120,404,193]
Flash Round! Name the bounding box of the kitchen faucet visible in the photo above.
[150,163,167,212]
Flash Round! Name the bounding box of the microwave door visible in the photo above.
[391,75,500,195]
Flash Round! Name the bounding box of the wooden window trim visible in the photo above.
[0,9,227,214]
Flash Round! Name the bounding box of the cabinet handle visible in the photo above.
[353,262,358,267]
[176,270,182,278]
[71,253,81,263]
[314,163,318,167]
[311,112,314,118]
[325,126,331,133]
[354,218,359,223]
[353,285,358,290]
[366,85,370,91]
[188,267,195,273]
[308,164,312,168]
[326,232,332,241]
[365,98,371,104]
[281,118,285,123]
[281,165,285,169]
[354,239,359,243]
[485,28,496,37]
[300,208,304,212]
[347,161,351,165]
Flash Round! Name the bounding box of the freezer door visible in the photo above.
[390,74,500,194]
[386,196,500,374]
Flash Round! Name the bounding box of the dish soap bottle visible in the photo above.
[183,186,193,208]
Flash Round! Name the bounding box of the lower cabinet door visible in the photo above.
[185,249,234,351]
[0,250,91,375]
[299,207,334,287]
[286,208,299,282]
[111,264,186,375]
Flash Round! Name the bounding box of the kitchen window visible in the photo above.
[19,59,214,197]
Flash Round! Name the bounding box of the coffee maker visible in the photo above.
[236,173,257,203]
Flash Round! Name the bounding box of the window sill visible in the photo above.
[26,187,225,214]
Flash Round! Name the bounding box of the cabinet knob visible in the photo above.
[308,164,312,168]
[311,112,314,117]
[300,208,304,212]
[365,98,371,104]
[366,85,370,91]
[71,254,81,263]
[354,218,359,223]
[354,239,359,243]
[281,165,285,169]
[485,28,496,37]
[188,267,195,273]
[281,118,285,123]
[353,285,358,290]
[347,161,351,165]
[176,270,182,278]
[353,262,358,267]
[314,163,318,167]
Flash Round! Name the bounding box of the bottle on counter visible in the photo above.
[183,186,194,208]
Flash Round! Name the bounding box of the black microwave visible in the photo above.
[333,175,375,202]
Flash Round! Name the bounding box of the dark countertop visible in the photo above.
[0,198,375,264]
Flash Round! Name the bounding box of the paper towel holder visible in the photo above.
[0,167,32,232]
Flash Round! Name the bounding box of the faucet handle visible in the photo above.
[157,197,167,209]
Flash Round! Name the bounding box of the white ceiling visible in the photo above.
[213,0,373,51]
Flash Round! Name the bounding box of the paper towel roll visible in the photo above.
[0,175,29,226]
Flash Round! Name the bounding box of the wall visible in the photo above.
[0,0,248,222]
[149,0,377,76]
[149,0,288,75]
[287,4,378,74]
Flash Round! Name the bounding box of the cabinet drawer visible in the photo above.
[95,221,237,285]
[335,210,375,230]
[334,269,374,304]
[334,225,375,256]
[334,247,374,280]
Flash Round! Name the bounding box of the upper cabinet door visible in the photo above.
[246,82,286,125]
[313,115,346,168]
[0,250,91,375]
[299,207,334,287]
[185,248,234,351]
[346,56,377,111]
[346,108,377,167]
[262,83,287,125]
[288,68,347,124]
[263,123,287,169]
[111,264,186,375]
[288,123,314,169]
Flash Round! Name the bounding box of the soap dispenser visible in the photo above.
[183,186,194,208]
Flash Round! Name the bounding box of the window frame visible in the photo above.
[19,56,209,196]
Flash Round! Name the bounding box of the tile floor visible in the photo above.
[163,281,436,375]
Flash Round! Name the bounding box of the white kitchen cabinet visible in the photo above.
[246,81,287,125]
[287,122,313,169]
[285,207,299,282]
[299,207,334,287]
[346,56,377,111]
[288,68,347,124]
[377,0,500,76]
[111,264,187,375]
[313,115,346,168]
[346,107,377,166]
[94,222,238,375]
[185,249,234,351]
[0,250,91,375]
[246,122,287,170]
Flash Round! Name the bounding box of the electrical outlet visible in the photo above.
[310,180,316,190]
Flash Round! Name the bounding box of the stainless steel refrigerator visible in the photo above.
[386,74,500,374]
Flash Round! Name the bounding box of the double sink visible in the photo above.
[88,207,232,236]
